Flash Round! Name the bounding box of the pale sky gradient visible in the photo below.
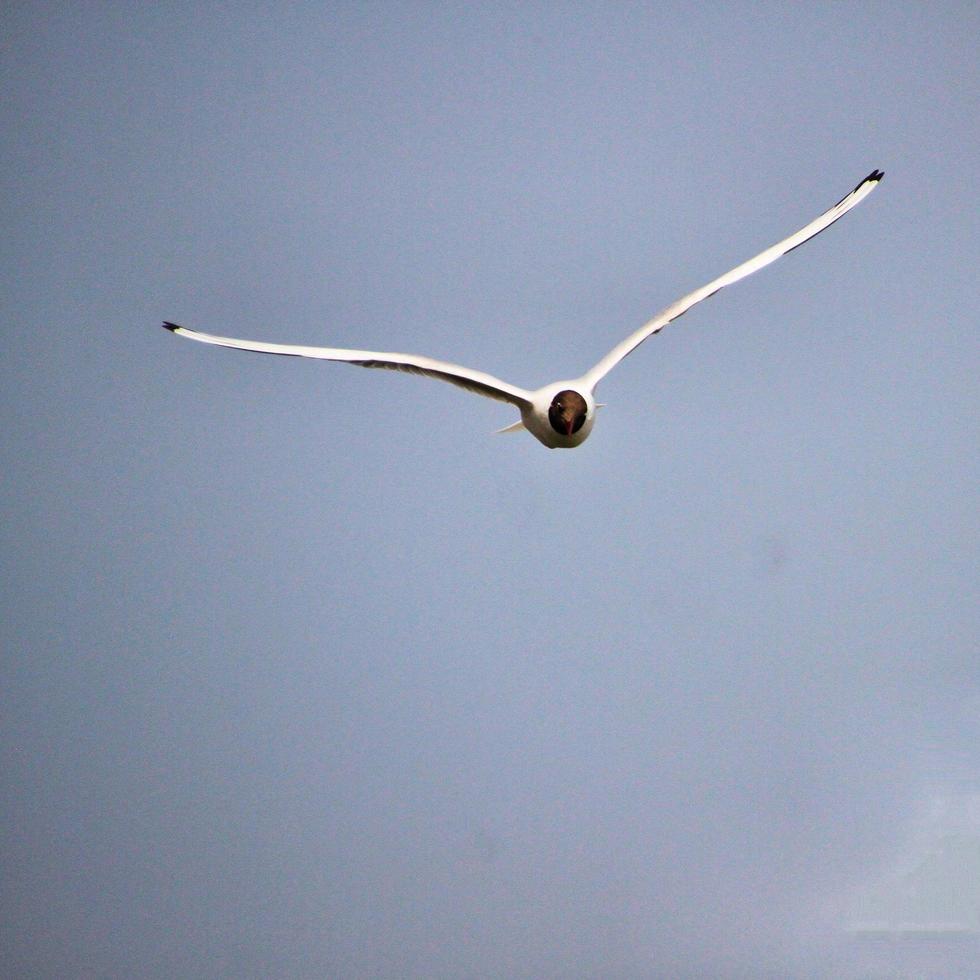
[2,4,978,977]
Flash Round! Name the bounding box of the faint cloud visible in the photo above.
[844,783,980,937]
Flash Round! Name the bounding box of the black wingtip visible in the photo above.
[162,321,183,333]
[862,169,885,188]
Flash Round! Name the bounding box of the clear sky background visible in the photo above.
[2,3,977,977]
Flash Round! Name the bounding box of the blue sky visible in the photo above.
[2,3,977,977]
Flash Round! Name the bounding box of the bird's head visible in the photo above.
[548,390,589,437]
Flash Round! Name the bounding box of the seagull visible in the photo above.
[164,169,882,448]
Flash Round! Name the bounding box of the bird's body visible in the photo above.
[164,170,882,448]
[522,384,596,449]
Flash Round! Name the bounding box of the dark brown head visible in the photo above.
[548,390,588,436]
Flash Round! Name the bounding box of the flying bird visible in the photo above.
[164,169,882,448]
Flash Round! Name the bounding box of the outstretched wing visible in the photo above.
[162,323,533,409]
[583,169,883,387]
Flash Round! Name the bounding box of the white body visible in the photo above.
[164,170,883,448]
[521,383,597,449]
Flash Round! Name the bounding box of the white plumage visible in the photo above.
[165,170,882,449]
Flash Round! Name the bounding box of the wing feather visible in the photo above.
[584,169,883,387]
[162,323,533,409]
